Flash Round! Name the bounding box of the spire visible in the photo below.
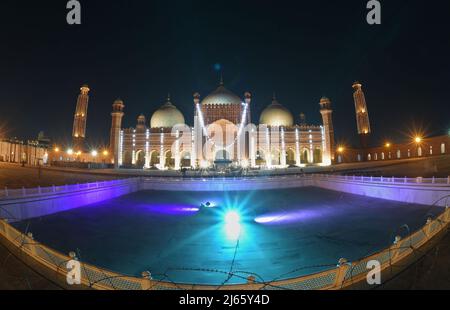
[219,73,224,86]
[272,92,279,105]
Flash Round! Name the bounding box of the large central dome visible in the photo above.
[201,84,242,105]
[259,96,294,127]
[150,96,185,128]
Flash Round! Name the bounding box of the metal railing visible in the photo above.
[0,178,140,199]
[0,206,448,290]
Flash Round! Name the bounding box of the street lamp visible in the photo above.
[385,143,391,148]
[103,150,109,156]
[415,137,422,144]
[67,149,74,155]
[91,150,98,157]
[337,147,344,153]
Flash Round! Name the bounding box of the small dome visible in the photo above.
[150,96,185,128]
[259,95,294,127]
[201,84,242,105]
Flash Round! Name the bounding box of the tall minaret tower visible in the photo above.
[72,84,90,151]
[110,99,125,168]
[319,97,335,165]
[352,82,371,148]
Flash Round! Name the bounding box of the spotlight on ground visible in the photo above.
[224,210,241,240]
[224,210,240,224]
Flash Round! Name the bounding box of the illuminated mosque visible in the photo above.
[107,80,336,170]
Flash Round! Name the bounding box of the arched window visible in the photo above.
[367,154,372,161]
[442,143,446,154]
[397,150,401,159]
[357,154,362,162]
[374,153,378,160]
[417,147,422,157]
[381,152,385,160]
[408,149,411,157]
[388,152,392,159]
[429,146,433,155]
[338,155,342,163]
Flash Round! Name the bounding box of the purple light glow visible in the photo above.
[254,209,324,225]
[143,204,200,215]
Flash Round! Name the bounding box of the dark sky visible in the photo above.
[1,0,449,148]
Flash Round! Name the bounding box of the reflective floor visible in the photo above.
[14,187,442,285]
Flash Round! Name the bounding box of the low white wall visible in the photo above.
[0,179,140,222]
[140,176,312,192]
[1,175,448,222]
[311,178,450,207]
[140,175,450,207]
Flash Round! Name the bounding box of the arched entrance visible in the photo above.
[150,151,159,167]
[135,150,145,168]
[313,148,322,164]
[301,149,309,164]
[165,151,175,169]
[286,149,296,166]
[180,151,191,168]
[215,149,231,161]
[123,151,132,166]
[271,149,281,166]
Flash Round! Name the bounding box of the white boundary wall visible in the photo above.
[0,175,449,222]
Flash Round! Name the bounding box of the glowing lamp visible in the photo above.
[224,211,240,224]
[415,137,422,143]
[200,160,210,169]
[337,147,344,153]
[385,143,391,148]
[67,149,74,155]
[91,150,98,157]
[103,150,109,156]
[54,147,60,153]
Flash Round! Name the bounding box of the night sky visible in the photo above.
[1,0,449,148]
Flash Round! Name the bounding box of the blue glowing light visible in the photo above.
[224,210,240,224]
[223,210,242,240]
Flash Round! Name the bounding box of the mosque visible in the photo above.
[107,80,335,170]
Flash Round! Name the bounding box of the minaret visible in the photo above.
[110,99,125,168]
[352,82,371,148]
[299,112,306,125]
[72,84,90,151]
[319,97,335,165]
[136,114,146,132]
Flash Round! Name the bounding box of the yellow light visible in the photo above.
[67,149,74,155]
[103,150,109,156]
[415,137,422,143]
[76,151,81,156]
[54,147,60,152]
[385,143,391,148]
[338,147,344,153]
[91,150,98,157]
[200,160,210,169]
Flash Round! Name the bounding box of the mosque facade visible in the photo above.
[109,81,335,170]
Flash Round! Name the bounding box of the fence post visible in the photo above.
[448,176,450,184]
[22,187,26,197]
[334,258,351,288]
[52,185,56,193]
[404,176,407,183]
[381,176,383,182]
[38,186,41,194]
[4,187,8,197]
